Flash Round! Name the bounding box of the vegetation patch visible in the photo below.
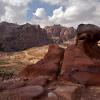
[0,68,15,80]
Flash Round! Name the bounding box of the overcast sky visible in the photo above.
[0,0,100,27]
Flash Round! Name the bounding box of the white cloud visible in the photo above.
[31,7,52,27]
[33,8,46,18]
[31,0,100,27]
[1,6,28,23]
[2,0,31,6]
[0,0,31,24]
[48,7,65,24]
[0,0,100,27]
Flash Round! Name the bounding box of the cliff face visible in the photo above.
[0,22,53,52]
[0,22,76,52]
[45,24,76,43]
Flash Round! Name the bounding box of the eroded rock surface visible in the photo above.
[20,44,65,80]
[61,24,100,86]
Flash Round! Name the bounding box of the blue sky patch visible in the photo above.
[26,0,59,21]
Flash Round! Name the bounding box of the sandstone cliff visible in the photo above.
[0,22,53,52]
[45,24,76,43]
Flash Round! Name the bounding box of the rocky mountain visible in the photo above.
[45,24,76,43]
[0,22,76,52]
[0,22,53,52]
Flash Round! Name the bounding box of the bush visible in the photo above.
[0,68,15,80]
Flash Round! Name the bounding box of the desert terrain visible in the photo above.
[0,23,100,100]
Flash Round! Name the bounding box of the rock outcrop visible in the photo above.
[0,24,100,100]
[21,44,65,80]
[61,24,100,85]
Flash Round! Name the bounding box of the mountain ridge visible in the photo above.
[0,22,76,52]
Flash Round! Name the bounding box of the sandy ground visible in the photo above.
[0,45,49,76]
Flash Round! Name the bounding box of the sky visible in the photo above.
[0,0,100,27]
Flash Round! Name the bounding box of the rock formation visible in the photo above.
[45,24,76,43]
[21,44,65,80]
[0,22,53,52]
[61,24,100,85]
[0,24,100,100]
[0,22,76,52]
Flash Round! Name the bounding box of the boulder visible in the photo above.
[54,85,81,100]
[81,86,100,100]
[0,78,27,91]
[0,85,44,100]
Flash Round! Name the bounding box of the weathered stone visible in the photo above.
[0,86,44,100]
[28,76,49,86]
[61,24,100,86]
[81,86,100,100]
[54,85,81,100]
[21,44,64,80]
[0,78,26,91]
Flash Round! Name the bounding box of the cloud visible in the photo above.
[49,0,100,26]
[1,6,28,23]
[31,7,52,27]
[0,0,31,24]
[2,0,31,6]
[33,8,46,18]
[31,0,100,27]
[0,0,100,27]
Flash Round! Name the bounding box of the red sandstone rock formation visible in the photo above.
[21,44,65,80]
[21,24,100,86]
[61,24,100,86]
